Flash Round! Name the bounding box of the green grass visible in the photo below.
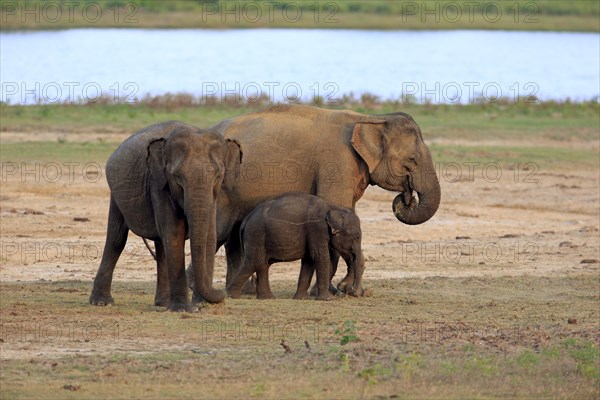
[1,101,598,171]
[0,103,260,135]
[1,275,598,399]
[1,100,598,139]
[1,1,598,31]
[430,144,600,170]
[0,141,118,162]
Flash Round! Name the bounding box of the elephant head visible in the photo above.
[148,127,243,304]
[351,113,440,225]
[326,207,364,296]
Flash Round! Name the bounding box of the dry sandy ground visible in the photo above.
[1,132,598,285]
[0,132,599,366]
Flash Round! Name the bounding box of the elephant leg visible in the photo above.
[315,255,334,301]
[225,229,257,295]
[310,251,339,296]
[224,226,242,286]
[226,258,255,299]
[90,196,129,306]
[153,239,170,307]
[293,257,314,300]
[163,218,197,312]
[150,188,196,312]
[338,253,364,293]
[255,264,275,300]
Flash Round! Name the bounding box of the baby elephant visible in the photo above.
[227,193,365,300]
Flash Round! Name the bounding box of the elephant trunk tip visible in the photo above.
[392,180,440,225]
[194,287,226,304]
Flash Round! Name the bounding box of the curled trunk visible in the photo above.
[393,154,441,225]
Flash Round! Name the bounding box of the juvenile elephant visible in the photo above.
[89,121,242,311]
[210,104,440,292]
[227,193,364,300]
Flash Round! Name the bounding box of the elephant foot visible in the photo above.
[168,302,199,313]
[191,292,206,304]
[292,291,309,300]
[227,289,242,299]
[257,291,275,300]
[154,296,169,307]
[344,284,365,297]
[241,276,257,295]
[89,291,114,306]
[309,283,338,297]
[316,293,335,301]
[337,277,354,293]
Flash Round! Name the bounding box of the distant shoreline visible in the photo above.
[1,2,598,33]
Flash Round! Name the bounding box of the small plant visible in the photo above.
[358,363,391,384]
[335,320,358,345]
[515,350,540,371]
[395,352,426,381]
[563,338,599,379]
[339,352,350,372]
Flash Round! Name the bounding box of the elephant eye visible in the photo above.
[408,157,417,164]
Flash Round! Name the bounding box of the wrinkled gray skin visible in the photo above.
[190,104,441,294]
[227,193,364,301]
[89,121,242,311]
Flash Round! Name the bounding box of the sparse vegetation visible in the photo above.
[1,0,598,31]
[1,276,598,398]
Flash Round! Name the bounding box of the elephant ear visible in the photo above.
[325,209,347,236]
[224,138,243,189]
[351,120,387,174]
[147,138,168,190]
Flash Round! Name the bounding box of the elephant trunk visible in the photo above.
[393,153,441,225]
[186,191,226,304]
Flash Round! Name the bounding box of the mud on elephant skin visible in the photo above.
[227,193,365,300]
[89,121,242,312]
[191,104,440,293]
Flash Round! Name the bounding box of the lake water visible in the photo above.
[1,29,598,104]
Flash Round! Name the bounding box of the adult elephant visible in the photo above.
[89,121,242,311]
[210,104,440,292]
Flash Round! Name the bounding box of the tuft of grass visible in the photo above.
[563,338,600,379]
[334,320,359,345]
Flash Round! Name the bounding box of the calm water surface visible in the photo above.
[1,29,598,103]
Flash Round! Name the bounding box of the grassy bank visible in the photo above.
[1,275,598,399]
[1,1,598,32]
[1,100,598,171]
[1,100,598,140]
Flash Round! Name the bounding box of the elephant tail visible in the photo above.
[142,238,157,261]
